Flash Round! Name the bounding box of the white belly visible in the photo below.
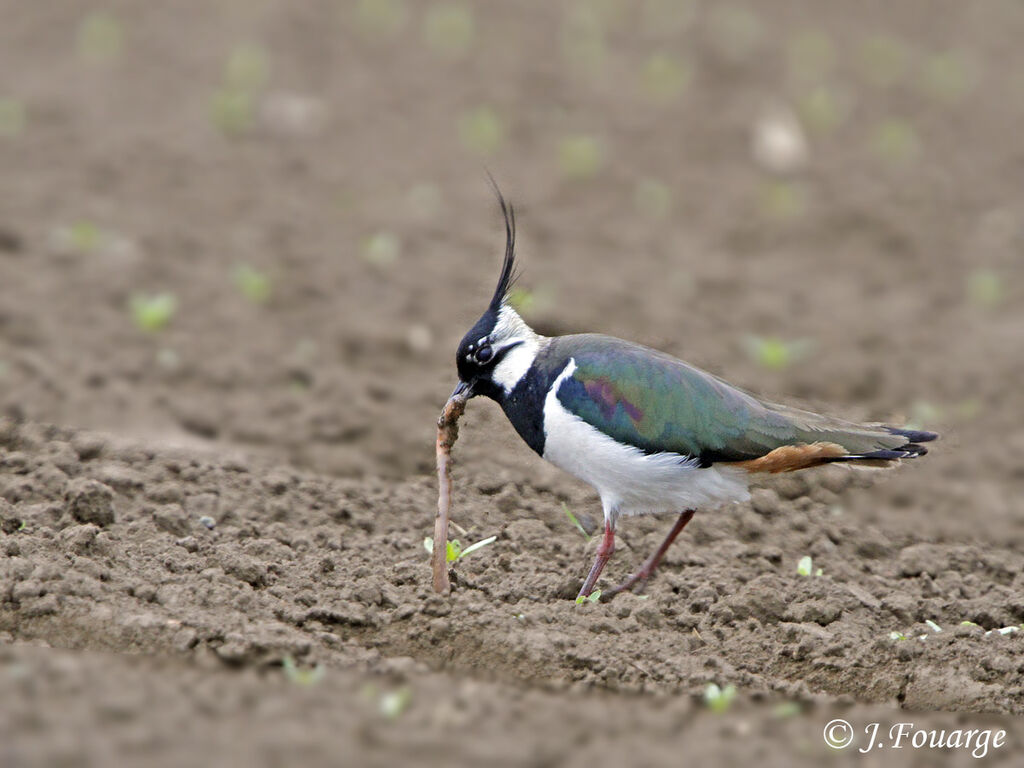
[541,360,751,522]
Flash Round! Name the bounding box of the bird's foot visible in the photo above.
[599,571,651,602]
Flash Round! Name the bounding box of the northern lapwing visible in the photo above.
[451,193,937,601]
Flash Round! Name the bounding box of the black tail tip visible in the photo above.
[885,426,939,443]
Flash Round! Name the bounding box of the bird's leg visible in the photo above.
[577,521,615,600]
[602,510,695,600]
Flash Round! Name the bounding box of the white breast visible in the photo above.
[541,360,750,523]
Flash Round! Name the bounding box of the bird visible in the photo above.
[451,191,937,601]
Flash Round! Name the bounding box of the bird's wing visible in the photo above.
[549,334,923,468]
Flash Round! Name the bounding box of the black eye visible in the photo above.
[474,344,494,364]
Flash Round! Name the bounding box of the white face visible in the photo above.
[487,306,542,394]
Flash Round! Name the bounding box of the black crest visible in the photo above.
[488,178,519,311]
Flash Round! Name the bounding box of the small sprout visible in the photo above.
[921,51,976,104]
[77,11,124,61]
[706,5,761,64]
[17,519,27,531]
[457,105,504,156]
[575,590,601,605]
[991,626,1020,636]
[870,118,920,164]
[210,87,255,136]
[960,621,981,628]
[354,0,408,39]
[0,99,26,138]
[282,656,325,686]
[966,269,1004,308]
[362,231,401,266]
[797,555,813,577]
[744,335,812,370]
[562,502,591,541]
[639,53,691,104]
[704,683,737,713]
[925,619,943,633]
[787,29,835,83]
[889,631,906,641]
[773,701,802,719]
[634,178,672,220]
[378,687,412,719]
[130,293,177,333]
[225,44,270,92]
[558,135,605,181]
[859,35,908,88]
[423,535,497,562]
[423,4,475,59]
[234,264,272,304]
[757,181,807,222]
[69,220,103,253]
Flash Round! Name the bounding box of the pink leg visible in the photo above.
[602,510,696,600]
[577,521,615,599]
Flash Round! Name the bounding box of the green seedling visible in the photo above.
[282,655,325,686]
[130,293,177,333]
[634,178,672,220]
[562,502,591,541]
[706,5,761,64]
[68,220,103,253]
[796,555,822,577]
[859,35,908,88]
[575,590,601,605]
[773,701,802,719]
[234,264,272,304]
[870,118,920,164]
[967,269,1004,309]
[423,534,497,563]
[457,105,503,156]
[362,231,401,266]
[704,683,737,713]
[925,619,943,633]
[378,687,412,719]
[889,631,906,641]
[354,0,408,40]
[77,11,124,61]
[0,99,26,138]
[640,53,691,104]
[423,4,475,59]
[210,87,255,136]
[744,335,812,371]
[558,135,605,181]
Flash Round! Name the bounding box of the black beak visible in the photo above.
[451,380,473,399]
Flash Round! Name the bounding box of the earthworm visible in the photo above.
[433,390,468,593]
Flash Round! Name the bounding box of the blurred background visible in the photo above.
[0,0,1021,535]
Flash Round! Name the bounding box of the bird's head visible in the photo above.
[453,190,541,403]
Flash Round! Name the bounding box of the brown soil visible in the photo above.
[2,1,1023,765]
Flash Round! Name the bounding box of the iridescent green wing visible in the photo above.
[551,335,906,462]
